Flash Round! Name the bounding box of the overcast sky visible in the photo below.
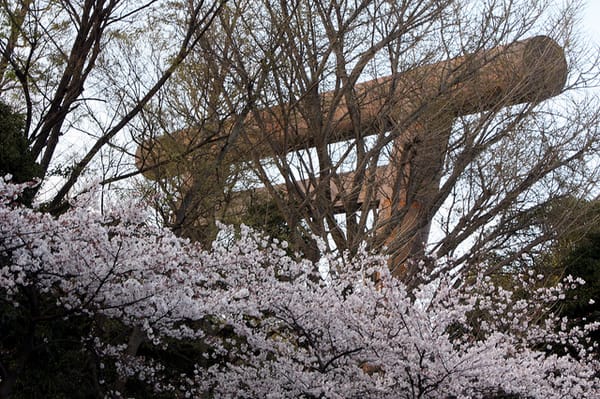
[583,0,600,45]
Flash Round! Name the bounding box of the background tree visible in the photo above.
[530,197,600,354]
[138,0,600,285]
[0,0,226,212]
[0,101,41,205]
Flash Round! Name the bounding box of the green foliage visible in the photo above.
[538,199,600,356]
[0,102,39,182]
[0,290,104,398]
[0,101,42,205]
[558,230,600,322]
[243,197,292,245]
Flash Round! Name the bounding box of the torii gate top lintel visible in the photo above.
[137,35,566,173]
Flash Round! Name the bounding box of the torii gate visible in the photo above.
[136,36,567,277]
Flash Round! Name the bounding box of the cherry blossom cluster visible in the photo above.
[0,179,598,398]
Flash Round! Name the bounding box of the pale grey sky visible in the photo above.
[583,0,600,45]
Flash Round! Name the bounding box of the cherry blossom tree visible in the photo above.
[1,179,598,398]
